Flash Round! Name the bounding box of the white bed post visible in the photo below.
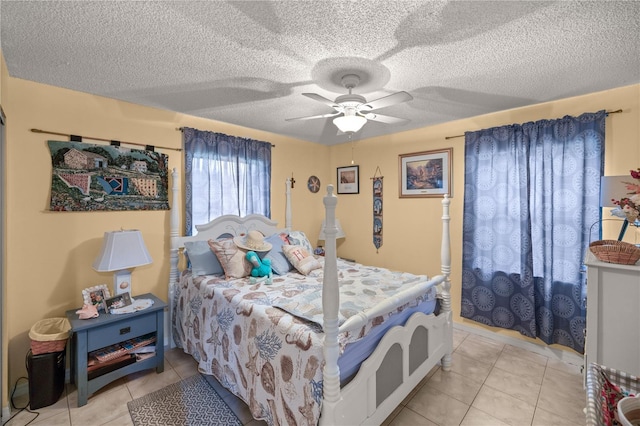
[168,168,180,348]
[321,184,341,423]
[285,178,292,231]
[440,194,453,371]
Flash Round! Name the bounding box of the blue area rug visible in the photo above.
[128,374,242,426]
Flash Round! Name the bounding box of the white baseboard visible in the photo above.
[1,405,10,422]
[454,322,584,367]
[2,368,72,420]
[1,379,27,423]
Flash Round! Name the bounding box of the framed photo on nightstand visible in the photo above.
[105,292,132,312]
[82,284,111,312]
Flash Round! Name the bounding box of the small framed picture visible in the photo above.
[105,292,132,312]
[399,148,453,198]
[82,284,111,312]
[337,165,359,194]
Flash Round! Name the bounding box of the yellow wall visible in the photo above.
[2,60,639,400]
[330,83,640,345]
[3,75,328,391]
[1,51,5,100]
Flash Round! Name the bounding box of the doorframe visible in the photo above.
[0,105,7,420]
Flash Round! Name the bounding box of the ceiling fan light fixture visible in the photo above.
[333,115,367,133]
[289,73,412,135]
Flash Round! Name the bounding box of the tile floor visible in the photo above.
[6,328,587,426]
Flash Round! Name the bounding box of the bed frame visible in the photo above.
[168,169,453,425]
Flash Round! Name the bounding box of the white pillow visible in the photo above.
[287,231,314,254]
[282,244,322,275]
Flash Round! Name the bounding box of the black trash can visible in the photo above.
[26,349,66,409]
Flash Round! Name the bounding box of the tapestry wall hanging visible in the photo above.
[372,171,383,252]
[48,141,170,212]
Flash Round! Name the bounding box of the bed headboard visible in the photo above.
[171,214,280,250]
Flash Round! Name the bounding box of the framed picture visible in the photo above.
[399,148,452,198]
[104,292,132,312]
[82,284,111,311]
[337,165,359,194]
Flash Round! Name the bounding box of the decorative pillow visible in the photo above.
[262,232,292,275]
[282,244,322,275]
[184,241,224,276]
[287,231,314,254]
[208,238,252,279]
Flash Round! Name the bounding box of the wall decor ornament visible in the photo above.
[48,140,170,211]
[337,165,359,194]
[372,170,383,252]
[399,148,452,198]
[307,175,321,193]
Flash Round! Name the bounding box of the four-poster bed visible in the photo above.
[168,170,453,425]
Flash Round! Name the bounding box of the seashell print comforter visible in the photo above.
[173,258,437,426]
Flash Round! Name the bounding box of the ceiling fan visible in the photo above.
[286,74,413,134]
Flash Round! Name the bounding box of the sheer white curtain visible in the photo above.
[183,128,271,236]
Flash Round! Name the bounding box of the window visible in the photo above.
[183,128,271,236]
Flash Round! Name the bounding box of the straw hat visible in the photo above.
[233,230,272,252]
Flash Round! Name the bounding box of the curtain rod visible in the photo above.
[176,126,276,147]
[30,128,182,151]
[444,109,623,140]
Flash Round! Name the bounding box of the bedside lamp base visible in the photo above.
[113,270,132,295]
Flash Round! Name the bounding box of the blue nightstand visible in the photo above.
[65,293,166,406]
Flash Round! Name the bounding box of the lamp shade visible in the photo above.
[600,175,631,207]
[93,230,152,272]
[599,175,639,241]
[318,219,346,241]
[333,115,366,133]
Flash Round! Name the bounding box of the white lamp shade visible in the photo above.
[333,115,366,133]
[600,175,631,207]
[93,230,152,272]
[318,219,346,241]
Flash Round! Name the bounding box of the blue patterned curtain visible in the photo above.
[183,128,271,236]
[461,111,605,353]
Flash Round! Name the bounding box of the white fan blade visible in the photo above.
[364,113,410,125]
[361,91,413,111]
[302,93,340,109]
[285,112,340,122]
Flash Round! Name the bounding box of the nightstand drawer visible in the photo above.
[87,314,156,351]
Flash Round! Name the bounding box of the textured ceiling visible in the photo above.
[1,1,639,146]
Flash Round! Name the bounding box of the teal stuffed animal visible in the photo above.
[246,251,273,284]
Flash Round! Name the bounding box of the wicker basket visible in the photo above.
[30,339,67,355]
[586,363,640,425]
[29,317,71,355]
[590,240,640,265]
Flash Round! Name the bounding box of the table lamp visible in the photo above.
[600,175,635,240]
[93,230,152,295]
[318,219,346,241]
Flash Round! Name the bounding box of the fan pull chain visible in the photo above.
[351,138,355,165]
